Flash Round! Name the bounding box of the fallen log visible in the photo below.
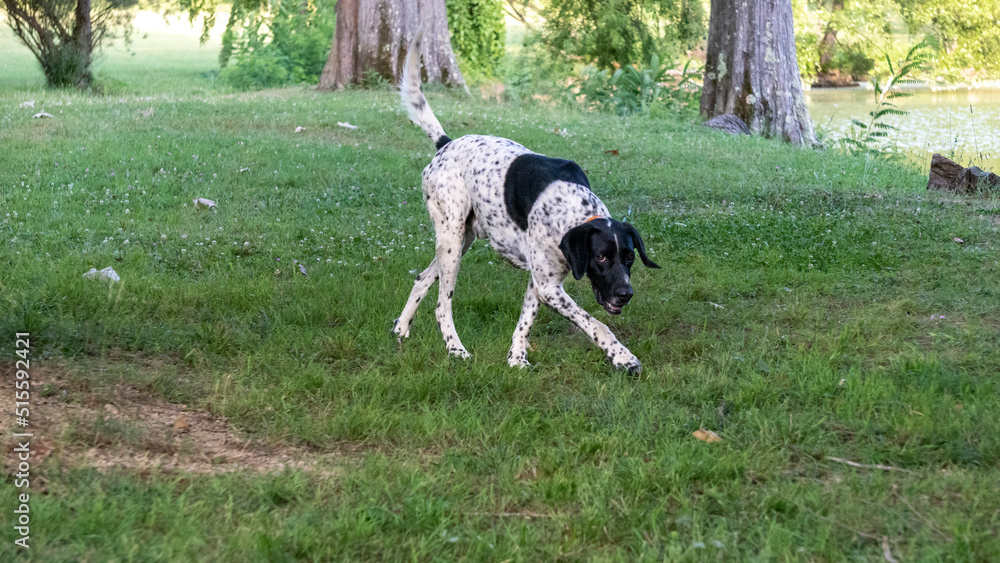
[927,153,1000,195]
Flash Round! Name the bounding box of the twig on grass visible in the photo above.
[826,457,912,473]
[892,484,953,542]
[796,503,882,542]
[470,511,549,519]
[881,535,899,563]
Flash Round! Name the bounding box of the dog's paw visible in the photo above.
[507,356,531,369]
[612,354,642,376]
[507,348,531,369]
[391,318,410,340]
[447,346,471,359]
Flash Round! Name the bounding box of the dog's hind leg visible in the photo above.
[426,189,472,358]
[393,212,476,342]
[507,277,539,368]
[393,258,439,340]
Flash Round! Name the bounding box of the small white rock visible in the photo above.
[83,267,120,283]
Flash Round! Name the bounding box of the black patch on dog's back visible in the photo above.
[435,135,452,151]
[504,154,589,230]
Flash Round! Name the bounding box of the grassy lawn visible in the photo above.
[2,29,1000,561]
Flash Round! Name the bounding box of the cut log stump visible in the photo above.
[927,154,1000,195]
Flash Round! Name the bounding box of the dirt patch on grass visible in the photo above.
[1,362,355,478]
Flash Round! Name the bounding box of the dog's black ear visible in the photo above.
[559,223,595,280]
[624,223,660,269]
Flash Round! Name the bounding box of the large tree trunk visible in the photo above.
[700,0,817,147]
[317,0,465,90]
[72,0,94,88]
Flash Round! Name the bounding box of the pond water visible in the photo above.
[804,86,1000,172]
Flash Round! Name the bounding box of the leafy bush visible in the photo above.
[496,30,574,103]
[567,54,701,116]
[794,0,1000,82]
[446,0,506,82]
[219,51,291,90]
[542,0,705,70]
[218,0,334,90]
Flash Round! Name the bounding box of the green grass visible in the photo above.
[2,33,1000,561]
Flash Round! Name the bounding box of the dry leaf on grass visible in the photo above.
[692,428,722,443]
[32,112,53,119]
[20,100,35,108]
[337,121,358,130]
[953,238,964,244]
[172,415,190,433]
[193,197,216,209]
[294,126,306,133]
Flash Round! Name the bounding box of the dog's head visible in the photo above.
[559,218,660,315]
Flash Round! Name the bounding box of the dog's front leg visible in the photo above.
[535,279,642,375]
[507,277,539,368]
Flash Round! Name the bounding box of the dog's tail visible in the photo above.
[401,29,451,150]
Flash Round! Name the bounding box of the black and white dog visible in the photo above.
[393,34,660,374]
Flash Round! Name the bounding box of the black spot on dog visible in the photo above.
[504,154,590,230]
[435,135,452,151]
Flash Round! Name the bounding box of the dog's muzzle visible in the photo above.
[595,286,633,315]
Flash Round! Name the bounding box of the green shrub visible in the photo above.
[446,0,506,82]
[497,31,575,103]
[568,54,701,116]
[542,0,705,70]
[219,0,334,90]
[219,50,291,90]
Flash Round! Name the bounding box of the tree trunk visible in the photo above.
[700,0,817,147]
[72,0,94,88]
[817,0,843,71]
[317,0,465,91]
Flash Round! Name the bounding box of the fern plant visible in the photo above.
[841,38,931,156]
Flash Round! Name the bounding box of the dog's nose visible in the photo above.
[616,286,633,303]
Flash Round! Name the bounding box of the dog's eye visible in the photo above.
[626,252,635,263]
[596,254,607,262]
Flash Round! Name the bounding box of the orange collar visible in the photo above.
[584,215,604,224]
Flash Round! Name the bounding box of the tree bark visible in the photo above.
[700,0,818,147]
[817,0,842,71]
[72,0,94,88]
[318,0,359,90]
[317,0,465,91]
